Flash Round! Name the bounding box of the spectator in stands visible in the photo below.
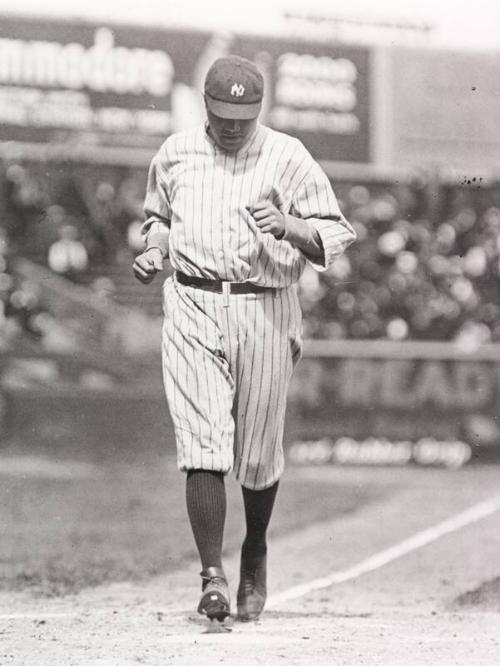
[4,281,44,339]
[302,181,500,344]
[0,229,49,344]
[2,158,497,343]
[47,225,89,282]
[3,162,48,255]
[89,276,116,307]
[90,181,119,265]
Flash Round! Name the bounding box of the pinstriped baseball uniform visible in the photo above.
[144,122,356,489]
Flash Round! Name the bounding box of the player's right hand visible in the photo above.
[132,247,164,284]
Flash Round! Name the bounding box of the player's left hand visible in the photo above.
[247,201,286,239]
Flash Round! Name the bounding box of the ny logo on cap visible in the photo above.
[231,83,245,97]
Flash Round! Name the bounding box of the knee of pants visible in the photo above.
[175,430,235,474]
[235,450,284,491]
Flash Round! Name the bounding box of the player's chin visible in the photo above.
[220,136,245,151]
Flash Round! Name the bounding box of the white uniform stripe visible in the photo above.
[227,152,240,281]
[241,137,266,275]
[251,140,275,268]
[221,151,229,278]
[234,300,258,479]
[243,296,269,485]
[188,132,198,278]
[253,294,278,485]
[172,291,195,467]
[267,295,287,487]
[198,147,208,272]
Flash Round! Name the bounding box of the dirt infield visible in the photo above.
[1,464,500,665]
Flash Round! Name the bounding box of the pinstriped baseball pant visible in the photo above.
[161,275,303,490]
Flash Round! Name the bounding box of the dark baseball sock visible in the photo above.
[241,481,279,559]
[186,469,226,572]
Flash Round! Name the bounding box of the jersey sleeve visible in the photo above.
[142,149,172,233]
[290,147,357,271]
[141,148,172,256]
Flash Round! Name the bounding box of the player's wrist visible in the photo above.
[280,215,323,258]
[145,229,170,258]
[280,214,303,244]
[144,245,168,259]
[274,213,289,241]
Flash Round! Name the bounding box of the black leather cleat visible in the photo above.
[197,566,231,622]
[236,555,267,621]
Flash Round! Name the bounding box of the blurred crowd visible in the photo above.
[0,160,146,349]
[0,226,51,347]
[1,161,145,279]
[300,178,500,343]
[1,160,499,345]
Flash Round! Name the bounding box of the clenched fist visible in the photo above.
[132,247,164,284]
[246,200,286,239]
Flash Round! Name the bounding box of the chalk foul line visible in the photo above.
[2,494,500,621]
[267,493,500,607]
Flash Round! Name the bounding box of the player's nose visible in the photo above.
[225,119,241,133]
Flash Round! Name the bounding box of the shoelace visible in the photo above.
[202,575,227,591]
[241,569,260,595]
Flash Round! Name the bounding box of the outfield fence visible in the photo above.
[1,340,499,467]
[286,340,500,468]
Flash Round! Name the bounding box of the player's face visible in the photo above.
[206,108,258,152]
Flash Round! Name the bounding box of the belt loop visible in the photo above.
[222,281,230,307]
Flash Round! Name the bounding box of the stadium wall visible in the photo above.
[1,341,499,468]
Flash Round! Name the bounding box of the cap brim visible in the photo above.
[205,96,262,120]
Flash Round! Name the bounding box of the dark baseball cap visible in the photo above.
[204,55,263,120]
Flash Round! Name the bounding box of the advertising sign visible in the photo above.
[0,18,372,164]
[0,16,212,152]
[233,35,371,163]
[286,344,500,468]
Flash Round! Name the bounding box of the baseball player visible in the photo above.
[133,55,356,623]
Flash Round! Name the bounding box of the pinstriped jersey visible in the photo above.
[143,123,356,287]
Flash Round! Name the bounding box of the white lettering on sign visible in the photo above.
[271,52,360,135]
[0,28,173,96]
[333,437,414,466]
[0,86,171,134]
[288,437,473,469]
[413,438,472,469]
[337,359,495,409]
[277,53,357,81]
[270,107,359,134]
[276,76,356,111]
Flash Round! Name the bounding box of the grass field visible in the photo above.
[0,450,388,596]
[1,447,500,665]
